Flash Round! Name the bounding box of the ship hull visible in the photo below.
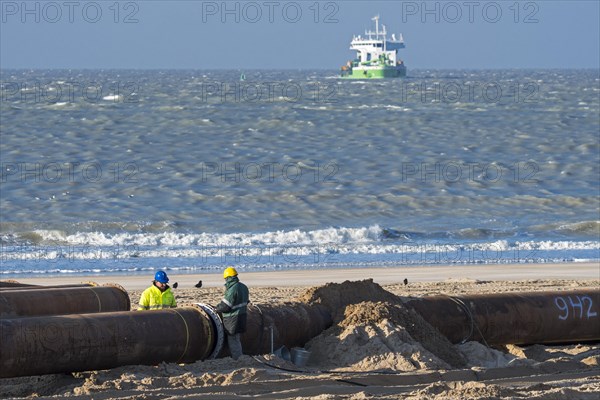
[341,65,407,79]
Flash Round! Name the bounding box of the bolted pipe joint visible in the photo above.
[195,303,226,359]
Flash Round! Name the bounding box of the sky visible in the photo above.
[1,0,599,69]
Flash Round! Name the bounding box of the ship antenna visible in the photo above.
[372,15,380,37]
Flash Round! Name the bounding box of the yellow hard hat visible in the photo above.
[223,266,238,279]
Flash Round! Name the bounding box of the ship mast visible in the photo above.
[365,15,387,51]
[373,14,379,38]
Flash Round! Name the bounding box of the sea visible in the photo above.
[1,69,598,278]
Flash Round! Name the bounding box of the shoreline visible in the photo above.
[10,262,599,291]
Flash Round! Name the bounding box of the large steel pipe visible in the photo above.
[0,281,37,288]
[0,285,131,318]
[405,289,600,345]
[243,303,333,354]
[0,306,215,378]
[0,283,96,291]
[0,302,331,378]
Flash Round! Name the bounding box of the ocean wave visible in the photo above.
[3,226,383,247]
[2,236,598,262]
[2,223,599,250]
[556,221,600,236]
[2,224,598,277]
[2,248,598,277]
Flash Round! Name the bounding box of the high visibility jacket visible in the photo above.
[137,284,176,310]
[216,276,249,335]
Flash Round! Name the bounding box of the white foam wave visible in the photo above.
[28,226,384,247]
[2,237,598,262]
[10,227,600,252]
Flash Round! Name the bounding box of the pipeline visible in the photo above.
[0,306,215,378]
[0,302,331,378]
[243,303,333,354]
[404,289,600,345]
[0,283,97,291]
[0,289,597,378]
[0,281,37,288]
[0,285,130,318]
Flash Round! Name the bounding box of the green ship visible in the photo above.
[340,16,407,79]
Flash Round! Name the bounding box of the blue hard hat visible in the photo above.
[154,270,169,283]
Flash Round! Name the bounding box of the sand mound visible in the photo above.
[297,280,466,370]
[306,301,466,371]
[297,279,399,322]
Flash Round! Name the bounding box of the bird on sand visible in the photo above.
[195,280,203,288]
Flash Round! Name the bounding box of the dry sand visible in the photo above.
[2,263,599,399]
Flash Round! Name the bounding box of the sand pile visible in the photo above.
[306,301,465,371]
[297,280,466,371]
[296,279,399,322]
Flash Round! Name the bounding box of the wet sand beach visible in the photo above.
[13,262,600,291]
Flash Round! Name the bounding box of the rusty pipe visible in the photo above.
[0,285,131,318]
[0,306,216,378]
[0,301,331,378]
[0,281,37,288]
[404,289,600,345]
[0,283,97,291]
[243,303,333,354]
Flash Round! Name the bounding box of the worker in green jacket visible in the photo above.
[216,266,249,360]
[137,270,177,310]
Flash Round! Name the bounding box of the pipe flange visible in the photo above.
[195,303,225,359]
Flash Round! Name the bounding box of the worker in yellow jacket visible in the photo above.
[137,270,177,310]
